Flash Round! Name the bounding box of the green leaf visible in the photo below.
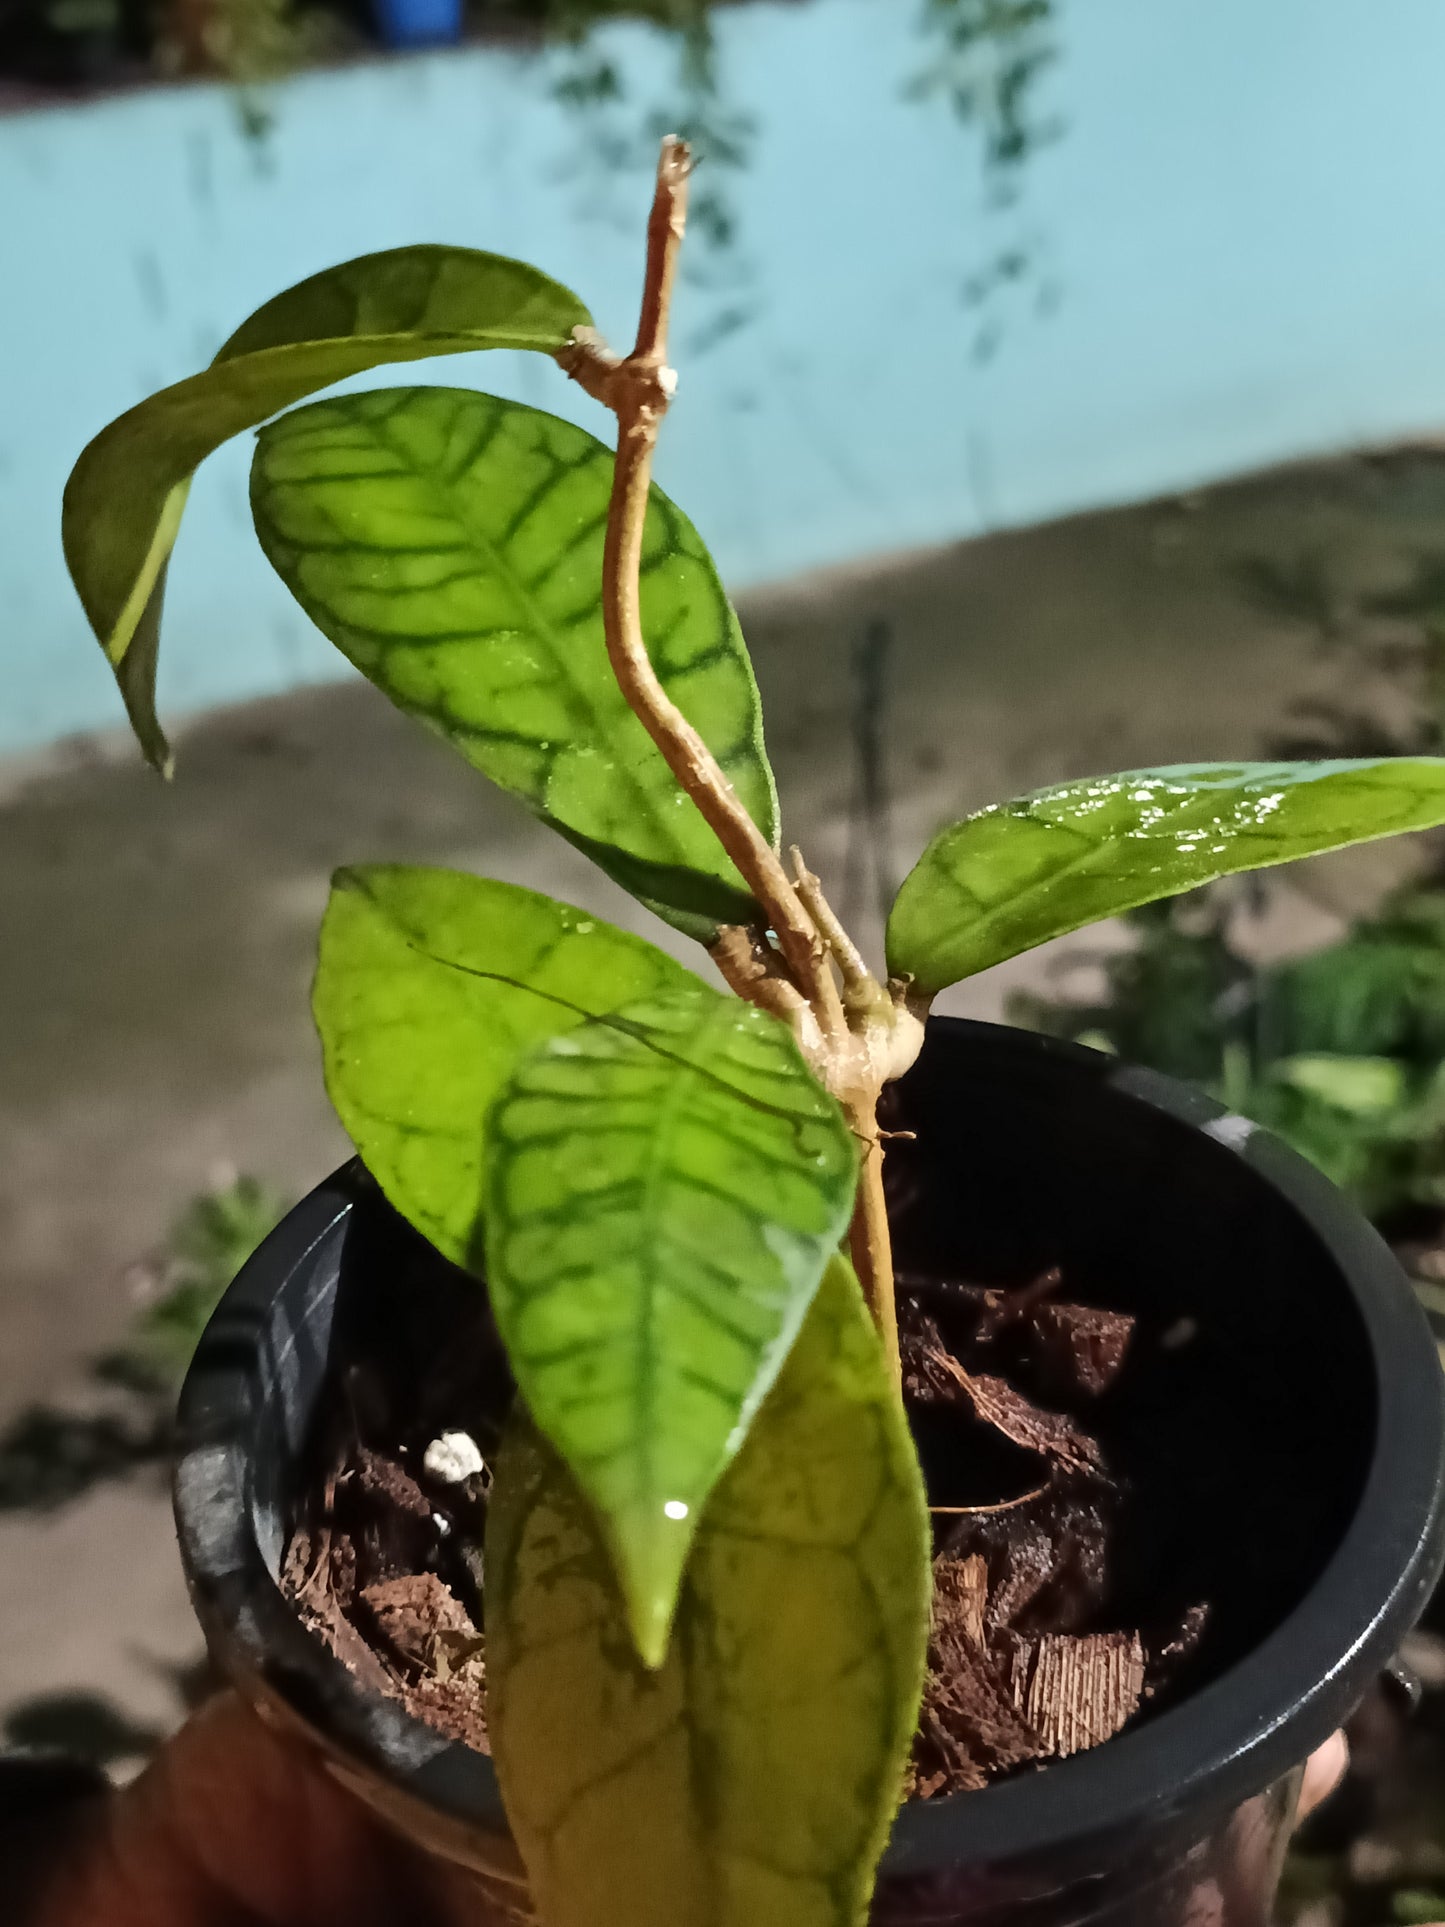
[250,386,777,931]
[484,989,857,1665]
[1274,1053,1408,1116]
[889,760,1445,996]
[313,864,702,1265]
[63,246,591,772]
[1393,1892,1445,1926]
[486,1255,930,1927]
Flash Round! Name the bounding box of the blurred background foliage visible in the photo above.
[1016,543,1445,1313]
[0,0,1055,161]
[0,0,737,86]
[1016,883,1445,1234]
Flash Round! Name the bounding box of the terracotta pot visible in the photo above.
[173,1019,1445,1926]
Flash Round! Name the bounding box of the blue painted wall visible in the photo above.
[6,0,1445,753]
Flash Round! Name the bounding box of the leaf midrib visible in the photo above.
[628,1005,714,1508]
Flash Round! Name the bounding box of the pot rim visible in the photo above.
[173,1018,1445,1874]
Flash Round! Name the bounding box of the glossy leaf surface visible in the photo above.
[252,386,776,930]
[889,760,1445,995]
[484,990,857,1663]
[63,247,590,772]
[313,865,700,1264]
[486,1256,930,1927]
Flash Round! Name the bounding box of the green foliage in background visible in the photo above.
[910,0,1058,182]
[107,1174,288,1393]
[497,0,712,29]
[1014,885,1445,1228]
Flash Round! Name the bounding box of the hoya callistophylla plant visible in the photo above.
[63,138,1445,1926]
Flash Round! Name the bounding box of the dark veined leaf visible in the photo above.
[313,864,701,1264]
[251,386,777,933]
[486,1255,930,1927]
[484,989,857,1664]
[63,246,591,771]
[889,760,1445,997]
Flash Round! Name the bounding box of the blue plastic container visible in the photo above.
[371,0,462,50]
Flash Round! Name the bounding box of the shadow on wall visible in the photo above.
[0,1177,287,1516]
[3,1655,216,1771]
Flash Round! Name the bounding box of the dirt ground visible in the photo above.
[4,441,1444,1762]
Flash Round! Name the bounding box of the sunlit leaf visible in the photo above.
[889,760,1445,996]
[484,990,857,1663]
[313,864,701,1264]
[63,246,591,771]
[486,1255,930,1927]
[251,386,776,932]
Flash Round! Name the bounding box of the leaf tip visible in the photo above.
[631,1610,673,1673]
[615,1502,696,1671]
[132,718,174,780]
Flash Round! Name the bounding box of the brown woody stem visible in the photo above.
[711,924,824,1066]
[846,1095,902,1380]
[789,846,904,1356]
[789,846,872,999]
[566,136,916,1378]
[565,136,842,1038]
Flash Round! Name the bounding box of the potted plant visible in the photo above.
[62,139,1445,1926]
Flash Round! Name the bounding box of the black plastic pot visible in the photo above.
[174,1018,1445,1927]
